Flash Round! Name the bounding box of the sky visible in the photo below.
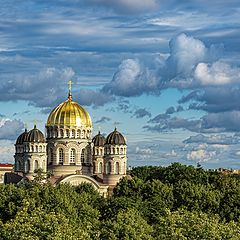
[0,0,240,169]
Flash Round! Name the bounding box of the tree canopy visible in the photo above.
[1,163,240,239]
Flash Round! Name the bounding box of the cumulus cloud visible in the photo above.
[194,61,240,86]
[102,59,158,97]
[166,33,208,77]
[187,148,216,162]
[0,119,24,140]
[102,33,224,98]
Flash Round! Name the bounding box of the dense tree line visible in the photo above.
[1,163,240,239]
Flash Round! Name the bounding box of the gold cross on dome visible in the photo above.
[68,80,72,95]
[33,120,37,128]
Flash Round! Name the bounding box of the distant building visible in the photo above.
[0,164,13,183]
[217,168,240,175]
[9,86,127,196]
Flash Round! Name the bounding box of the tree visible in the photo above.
[100,208,153,240]
[154,210,240,240]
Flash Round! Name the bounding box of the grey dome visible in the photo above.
[105,128,126,145]
[26,125,45,143]
[16,129,29,145]
[93,131,105,146]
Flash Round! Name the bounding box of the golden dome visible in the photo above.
[47,95,92,128]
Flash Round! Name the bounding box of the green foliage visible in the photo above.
[154,210,240,240]
[100,208,153,240]
[1,163,240,239]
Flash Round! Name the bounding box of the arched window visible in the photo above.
[116,147,119,154]
[120,148,123,154]
[72,130,75,138]
[39,146,42,152]
[49,148,53,165]
[60,129,64,138]
[70,148,76,165]
[99,162,103,173]
[115,162,120,174]
[35,145,38,152]
[59,148,64,164]
[26,160,30,173]
[66,129,70,138]
[81,149,85,163]
[55,129,58,138]
[82,130,85,138]
[31,145,34,152]
[77,130,80,138]
[34,160,38,171]
[106,162,111,174]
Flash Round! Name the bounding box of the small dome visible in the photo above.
[93,131,105,146]
[105,128,126,145]
[16,129,28,145]
[47,94,92,128]
[26,125,45,143]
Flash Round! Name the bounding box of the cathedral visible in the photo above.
[12,86,127,196]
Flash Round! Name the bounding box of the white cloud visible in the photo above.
[187,149,216,162]
[167,33,207,76]
[195,61,240,86]
[102,59,158,97]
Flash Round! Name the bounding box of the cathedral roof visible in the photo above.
[92,131,105,146]
[26,125,45,143]
[46,93,92,128]
[16,129,29,145]
[105,128,126,145]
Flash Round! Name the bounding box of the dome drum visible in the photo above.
[46,126,92,140]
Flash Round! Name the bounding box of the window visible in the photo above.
[60,129,64,138]
[72,130,75,138]
[82,130,85,138]
[35,145,38,152]
[77,130,80,138]
[99,162,103,173]
[70,148,76,164]
[34,160,38,171]
[66,129,70,138]
[49,148,53,165]
[106,162,111,174]
[26,160,30,172]
[81,149,85,163]
[59,148,64,164]
[39,146,42,152]
[115,162,120,174]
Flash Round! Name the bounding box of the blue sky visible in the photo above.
[0,0,240,169]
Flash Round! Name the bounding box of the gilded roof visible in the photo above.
[47,95,92,128]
